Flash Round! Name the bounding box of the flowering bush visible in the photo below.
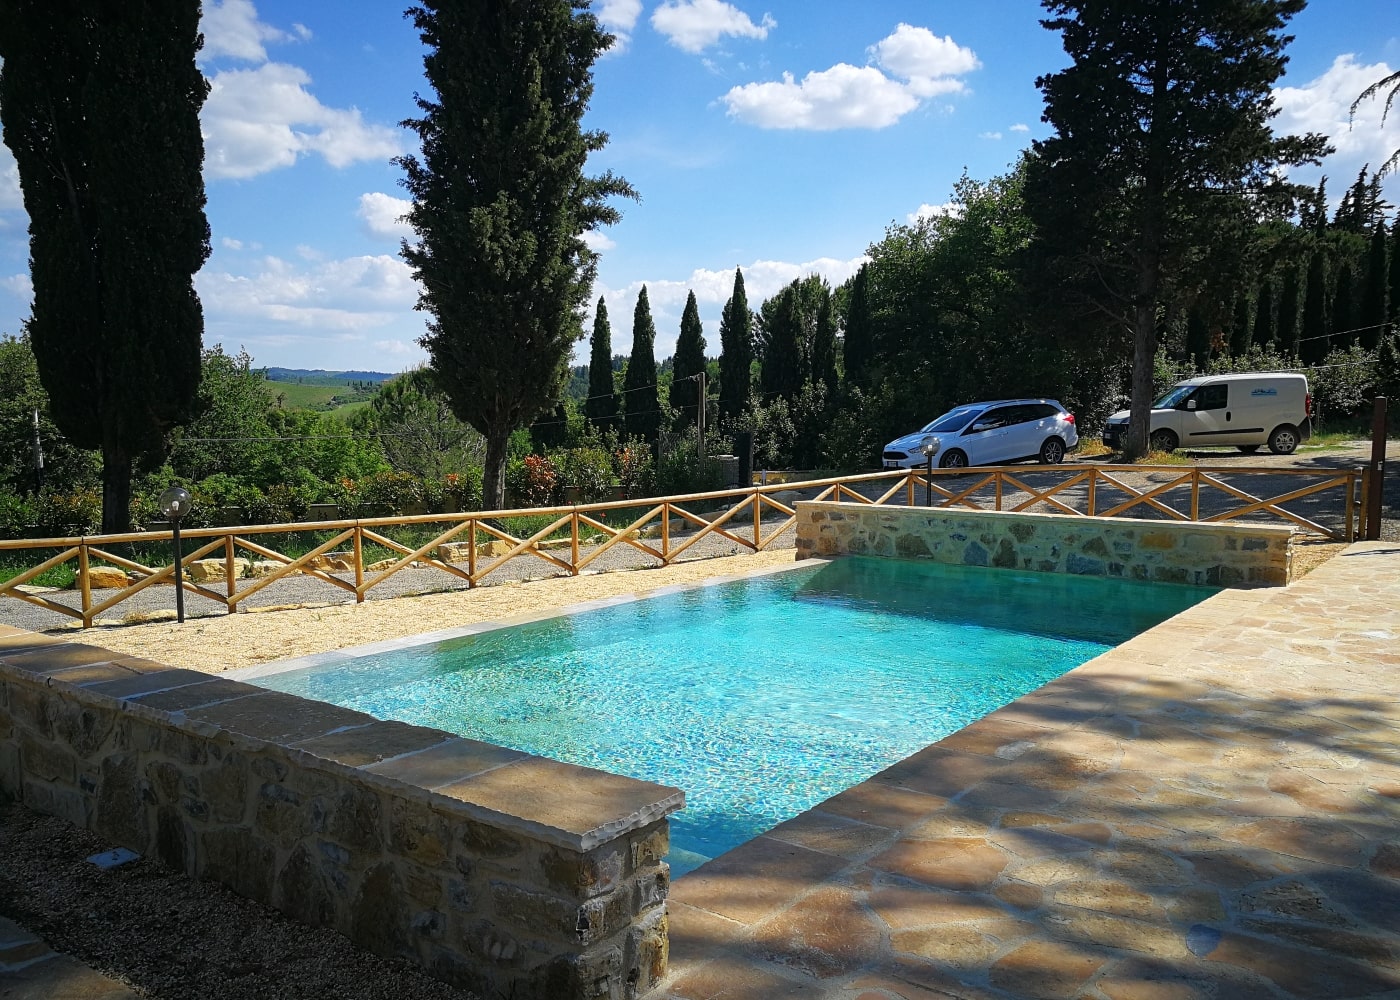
[506,454,560,507]
[615,438,654,498]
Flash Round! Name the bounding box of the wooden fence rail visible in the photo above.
[0,463,1365,628]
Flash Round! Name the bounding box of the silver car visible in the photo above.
[882,399,1080,469]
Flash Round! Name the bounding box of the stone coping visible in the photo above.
[0,629,682,852]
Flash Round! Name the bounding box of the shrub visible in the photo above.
[359,471,425,512]
[614,438,654,498]
[506,454,560,508]
[34,487,101,535]
[0,489,35,540]
[440,469,483,512]
[552,444,614,504]
[655,436,726,496]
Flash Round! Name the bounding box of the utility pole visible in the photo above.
[31,408,44,494]
[696,370,706,463]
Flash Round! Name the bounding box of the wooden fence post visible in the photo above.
[1365,396,1388,541]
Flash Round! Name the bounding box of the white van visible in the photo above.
[1101,373,1311,454]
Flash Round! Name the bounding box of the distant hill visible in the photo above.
[263,367,396,386]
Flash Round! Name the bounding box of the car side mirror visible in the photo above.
[1185,399,1197,411]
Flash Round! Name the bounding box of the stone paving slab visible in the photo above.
[657,540,1400,1000]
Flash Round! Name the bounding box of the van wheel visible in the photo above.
[1268,425,1300,455]
[1237,444,1260,454]
[1039,438,1067,464]
[1149,429,1178,453]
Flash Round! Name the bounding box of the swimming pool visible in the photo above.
[252,558,1213,876]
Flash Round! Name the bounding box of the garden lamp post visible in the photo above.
[159,486,192,624]
[919,437,940,507]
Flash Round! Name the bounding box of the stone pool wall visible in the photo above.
[795,502,1292,586]
[0,631,681,1000]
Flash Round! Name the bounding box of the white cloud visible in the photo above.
[1010,123,1030,133]
[908,201,962,224]
[723,23,977,130]
[0,146,22,215]
[979,131,1003,140]
[1274,54,1399,191]
[373,338,421,356]
[358,192,415,241]
[597,0,643,51]
[203,63,403,179]
[724,65,921,130]
[652,0,775,54]
[1,273,33,302]
[200,0,302,63]
[582,230,617,252]
[221,237,244,250]
[198,253,422,335]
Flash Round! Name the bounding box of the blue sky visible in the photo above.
[0,0,1396,372]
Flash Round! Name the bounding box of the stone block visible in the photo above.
[19,732,75,784]
[274,843,337,926]
[50,699,116,758]
[21,776,89,827]
[541,844,623,899]
[95,752,149,849]
[87,565,128,589]
[351,862,409,955]
[198,826,275,902]
[185,558,250,583]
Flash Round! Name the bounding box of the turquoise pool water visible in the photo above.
[256,558,1213,876]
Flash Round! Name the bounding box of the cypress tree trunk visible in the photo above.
[101,441,130,538]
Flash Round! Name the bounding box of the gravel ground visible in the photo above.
[0,801,478,1000]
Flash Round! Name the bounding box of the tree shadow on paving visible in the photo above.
[668,671,1400,999]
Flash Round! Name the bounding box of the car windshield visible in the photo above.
[1153,384,1195,409]
[921,407,981,434]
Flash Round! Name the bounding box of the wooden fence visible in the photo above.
[0,463,1367,628]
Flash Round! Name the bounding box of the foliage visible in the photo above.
[0,334,100,496]
[552,442,614,504]
[0,0,212,532]
[168,347,275,482]
[585,297,621,433]
[506,454,561,508]
[396,0,634,510]
[671,291,706,430]
[623,286,662,445]
[718,268,753,424]
[614,438,655,498]
[655,434,726,496]
[1349,67,1400,179]
[33,487,102,536]
[1024,0,1329,459]
[358,367,485,480]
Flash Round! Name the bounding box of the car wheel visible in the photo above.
[1268,425,1299,455]
[939,449,969,469]
[1237,444,1260,454]
[1149,429,1178,453]
[1038,437,1066,464]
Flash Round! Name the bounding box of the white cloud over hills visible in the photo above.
[722,23,978,130]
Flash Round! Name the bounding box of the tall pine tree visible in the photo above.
[1331,260,1356,348]
[397,0,635,509]
[671,290,706,430]
[1301,248,1329,364]
[1252,277,1275,349]
[759,284,804,405]
[585,296,620,433]
[1278,264,1301,357]
[0,0,212,532]
[1391,218,1400,329]
[1025,0,1328,459]
[842,264,873,392]
[811,287,838,390]
[623,286,660,445]
[718,268,753,424]
[1230,293,1252,356]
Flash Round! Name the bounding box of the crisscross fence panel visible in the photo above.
[0,463,1365,628]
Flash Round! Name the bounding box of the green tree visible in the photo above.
[1252,277,1276,349]
[718,268,754,424]
[1277,263,1301,356]
[1229,293,1252,356]
[395,0,634,509]
[1361,224,1389,350]
[1024,0,1329,459]
[759,284,805,404]
[671,290,706,429]
[1186,303,1213,369]
[362,368,485,480]
[0,0,212,532]
[585,297,621,433]
[1350,69,1400,179]
[1392,217,1400,327]
[842,264,874,392]
[0,333,99,496]
[623,287,661,444]
[811,286,838,390]
[1331,260,1357,347]
[168,347,275,482]
[1301,248,1330,364]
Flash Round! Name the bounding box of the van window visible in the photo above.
[1192,384,1228,411]
[1154,384,1195,409]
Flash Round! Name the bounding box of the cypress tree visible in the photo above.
[1229,292,1252,356]
[0,0,212,533]
[843,264,873,391]
[623,286,660,445]
[1252,277,1275,349]
[718,268,753,423]
[670,290,706,430]
[1301,249,1329,364]
[1390,218,1400,328]
[585,296,620,433]
[1361,226,1388,350]
[811,287,838,390]
[396,0,635,509]
[1186,303,1213,369]
[1331,260,1356,348]
[759,284,804,404]
[1277,264,1301,357]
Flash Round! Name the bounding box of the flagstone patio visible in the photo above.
[656,540,1400,999]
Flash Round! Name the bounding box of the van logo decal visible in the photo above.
[1250,388,1278,396]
